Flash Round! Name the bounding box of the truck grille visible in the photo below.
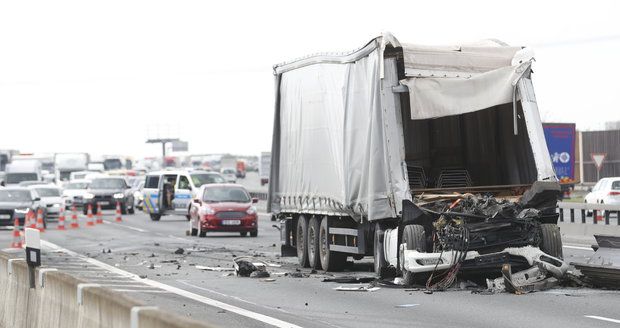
[216,211,245,219]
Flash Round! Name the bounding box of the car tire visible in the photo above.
[199,230,206,238]
[374,222,389,278]
[319,217,346,272]
[83,208,88,215]
[540,224,563,259]
[307,215,321,269]
[128,206,135,215]
[150,214,161,221]
[250,230,258,237]
[402,224,426,286]
[296,215,310,268]
[240,232,248,237]
[191,228,198,236]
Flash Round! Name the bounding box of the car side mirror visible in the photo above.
[34,197,41,202]
[193,199,201,204]
[252,198,259,204]
[587,187,593,192]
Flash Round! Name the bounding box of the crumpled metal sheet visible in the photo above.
[571,235,620,290]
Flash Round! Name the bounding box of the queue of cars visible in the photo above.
[0,167,258,237]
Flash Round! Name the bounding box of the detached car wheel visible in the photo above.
[402,224,426,286]
[540,224,563,259]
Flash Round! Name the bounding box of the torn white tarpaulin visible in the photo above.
[334,285,380,292]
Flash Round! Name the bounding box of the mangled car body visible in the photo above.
[269,33,565,288]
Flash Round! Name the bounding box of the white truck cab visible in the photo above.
[142,170,226,221]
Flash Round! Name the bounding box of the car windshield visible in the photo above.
[65,182,89,190]
[6,173,38,184]
[0,190,32,202]
[191,173,225,187]
[203,186,250,203]
[35,188,61,197]
[90,178,125,189]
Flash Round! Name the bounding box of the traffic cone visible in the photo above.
[70,205,79,228]
[10,216,23,248]
[115,201,123,222]
[57,206,66,230]
[36,208,45,232]
[86,203,95,226]
[96,203,103,224]
[27,209,36,229]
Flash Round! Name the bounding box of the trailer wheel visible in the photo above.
[296,215,310,268]
[402,224,426,286]
[307,215,321,269]
[319,217,346,272]
[374,223,388,278]
[540,224,563,259]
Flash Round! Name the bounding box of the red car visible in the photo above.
[189,184,258,237]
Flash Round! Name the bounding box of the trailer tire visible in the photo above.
[540,224,563,259]
[319,217,346,272]
[374,223,388,278]
[402,224,426,286]
[296,215,310,268]
[307,215,321,269]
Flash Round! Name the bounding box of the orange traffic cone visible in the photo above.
[36,208,45,232]
[70,205,79,228]
[96,203,103,224]
[10,216,23,248]
[57,206,66,230]
[86,203,95,226]
[115,201,123,222]
[27,209,36,229]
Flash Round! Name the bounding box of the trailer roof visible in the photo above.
[274,33,528,76]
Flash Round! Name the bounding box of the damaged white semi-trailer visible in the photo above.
[270,33,566,285]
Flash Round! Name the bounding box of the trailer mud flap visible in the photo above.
[280,219,296,257]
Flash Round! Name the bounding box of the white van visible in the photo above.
[142,170,226,221]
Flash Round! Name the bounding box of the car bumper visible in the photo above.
[84,199,127,210]
[0,212,27,226]
[200,215,257,232]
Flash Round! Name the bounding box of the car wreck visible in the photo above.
[270,33,569,292]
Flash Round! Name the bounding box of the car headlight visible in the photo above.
[113,193,124,199]
[14,208,30,214]
[84,193,94,200]
[246,206,257,215]
[200,206,215,216]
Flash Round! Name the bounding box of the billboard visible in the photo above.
[543,123,576,183]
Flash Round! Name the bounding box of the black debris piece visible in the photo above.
[322,276,375,284]
[174,248,185,255]
[235,260,258,277]
[250,271,270,278]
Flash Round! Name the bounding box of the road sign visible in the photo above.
[591,153,607,171]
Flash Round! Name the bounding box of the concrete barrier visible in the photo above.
[0,251,214,328]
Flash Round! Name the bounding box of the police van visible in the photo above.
[142,170,226,221]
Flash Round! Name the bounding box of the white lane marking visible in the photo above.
[113,289,170,293]
[585,315,620,324]
[177,280,260,307]
[41,240,303,328]
[103,220,149,233]
[167,234,189,242]
[563,245,593,251]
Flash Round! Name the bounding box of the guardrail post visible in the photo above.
[605,210,610,225]
[570,209,575,223]
[559,208,564,222]
[593,210,598,224]
[580,209,585,223]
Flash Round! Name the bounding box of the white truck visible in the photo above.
[5,160,43,185]
[270,33,566,285]
[55,153,90,183]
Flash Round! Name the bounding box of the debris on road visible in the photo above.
[572,235,620,290]
[195,265,235,272]
[334,285,380,292]
[250,271,270,278]
[174,248,185,255]
[395,304,419,308]
[323,276,375,284]
[234,258,258,277]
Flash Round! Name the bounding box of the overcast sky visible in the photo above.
[1,0,618,158]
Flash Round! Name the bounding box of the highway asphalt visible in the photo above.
[0,174,618,328]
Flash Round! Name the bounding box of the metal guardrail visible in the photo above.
[558,202,620,225]
[248,191,268,201]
